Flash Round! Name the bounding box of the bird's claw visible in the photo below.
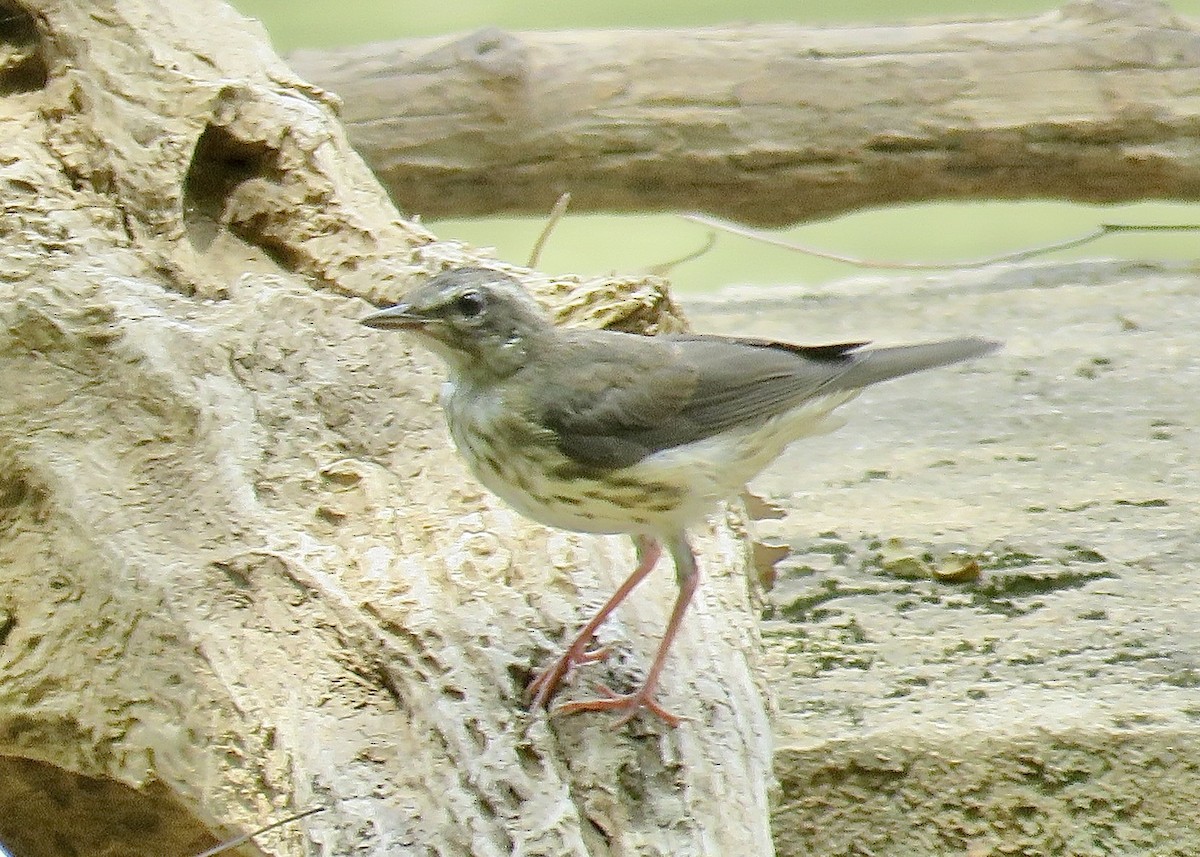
[526,641,613,710]
[552,682,686,729]
[576,643,612,665]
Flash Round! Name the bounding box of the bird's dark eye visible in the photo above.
[453,290,485,318]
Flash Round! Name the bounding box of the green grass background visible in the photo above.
[230,1,1200,291]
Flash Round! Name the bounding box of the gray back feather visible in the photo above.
[531,331,998,471]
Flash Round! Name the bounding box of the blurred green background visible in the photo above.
[229,1,1200,291]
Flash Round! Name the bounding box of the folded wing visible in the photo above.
[530,330,997,470]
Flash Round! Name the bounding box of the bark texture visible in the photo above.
[0,2,772,855]
[287,0,1200,226]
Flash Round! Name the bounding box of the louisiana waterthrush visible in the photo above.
[362,267,997,727]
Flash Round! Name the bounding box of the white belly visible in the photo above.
[442,382,857,536]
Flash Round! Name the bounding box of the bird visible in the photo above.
[361,267,998,727]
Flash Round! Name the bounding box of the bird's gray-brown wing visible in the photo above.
[526,330,871,470]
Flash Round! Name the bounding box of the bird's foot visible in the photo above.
[552,682,686,729]
[526,640,612,711]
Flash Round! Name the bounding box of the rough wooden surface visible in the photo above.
[0,2,772,855]
[288,0,1200,226]
[685,259,1200,856]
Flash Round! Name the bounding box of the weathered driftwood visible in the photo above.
[288,0,1200,226]
[0,1,771,854]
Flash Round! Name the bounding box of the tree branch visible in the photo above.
[288,0,1200,226]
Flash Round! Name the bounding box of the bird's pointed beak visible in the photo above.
[360,303,426,331]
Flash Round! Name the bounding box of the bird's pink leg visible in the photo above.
[527,535,661,712]
[553,533,698,728]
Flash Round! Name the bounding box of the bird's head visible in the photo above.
[361,268,551,381]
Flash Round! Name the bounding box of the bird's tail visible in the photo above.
[831,336,1000,391]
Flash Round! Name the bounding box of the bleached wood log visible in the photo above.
[0,1,772,854]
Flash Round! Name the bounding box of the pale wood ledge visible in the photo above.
[287,0,1200,226]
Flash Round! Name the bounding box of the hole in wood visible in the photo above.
[0,756,249,857]
[182,122,299,272]
[0,2,48,95]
